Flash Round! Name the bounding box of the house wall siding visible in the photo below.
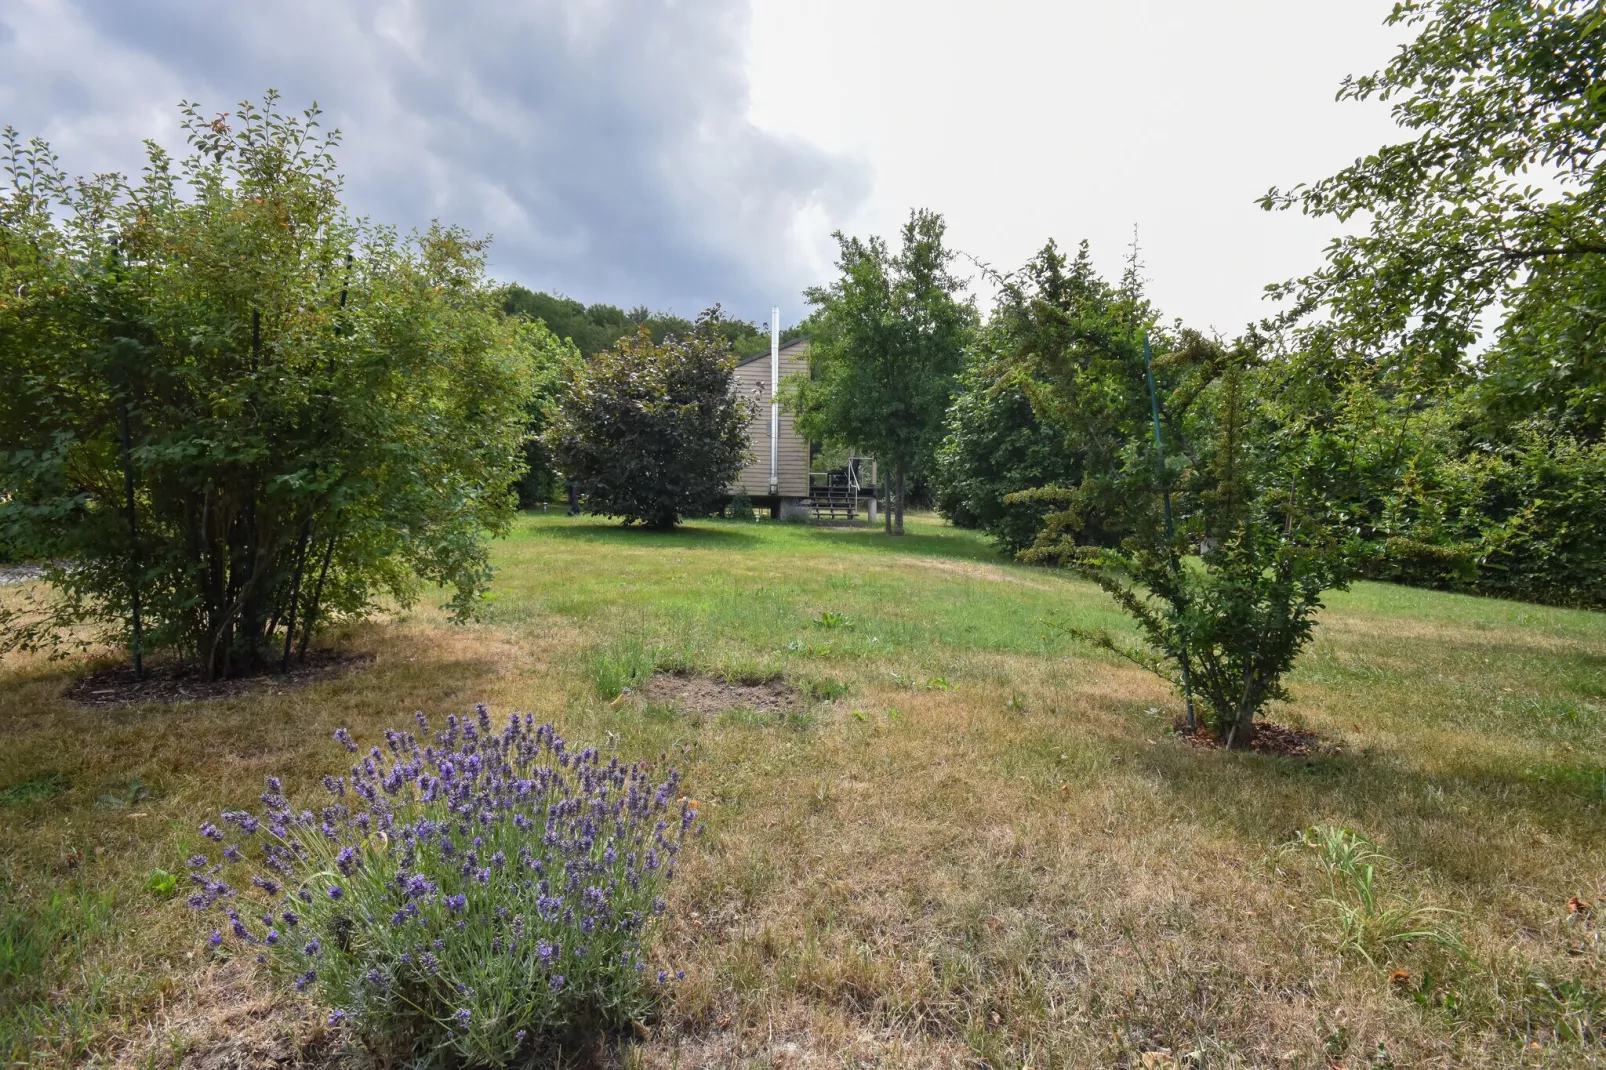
[731,339,810,498]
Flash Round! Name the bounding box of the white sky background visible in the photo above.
[743,0,1408,334]
[0,0,1412,334]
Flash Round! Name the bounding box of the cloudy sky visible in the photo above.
[0,0,1406,332]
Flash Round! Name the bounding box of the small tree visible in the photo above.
[1004,243,1360,747]
[0,94,538,678]
[785,209,975,535]
[548,310,750,529]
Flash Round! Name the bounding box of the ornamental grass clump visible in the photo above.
[186,707,695,1065]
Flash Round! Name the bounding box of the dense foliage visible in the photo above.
[785,209,975,535]
[502,285,803,360]
[1262,0,1606,607]
[548,310,750,529]
[188,709,694,1065]
[0,95,542,677]
[510,337,583,510]
[932,345,1073,553]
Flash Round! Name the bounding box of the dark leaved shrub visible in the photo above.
[187,707,695,1065]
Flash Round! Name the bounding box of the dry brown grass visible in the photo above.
[3,514,1604,1068]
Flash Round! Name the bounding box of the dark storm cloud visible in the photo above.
[0,0,865,319]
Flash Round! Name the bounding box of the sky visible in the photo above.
[0,0,1408,333]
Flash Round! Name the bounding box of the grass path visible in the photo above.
[2,514,1604,1067]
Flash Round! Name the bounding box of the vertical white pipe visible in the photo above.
[769,305,779,495]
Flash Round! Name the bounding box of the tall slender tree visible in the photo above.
[785,209,974,534]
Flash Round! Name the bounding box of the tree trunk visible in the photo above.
[1223,665,1259,749]
[298,533,338,662]
[280,520,312,670]
[893,466,905,536]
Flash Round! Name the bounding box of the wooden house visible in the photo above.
[730,337,811,510]
[729,337,876,520]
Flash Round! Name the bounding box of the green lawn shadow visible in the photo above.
[526,519,766,549]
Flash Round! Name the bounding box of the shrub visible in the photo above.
[548,309,750,530]
[186,708,695,1065]
[1376,429,1606,609]
[727,488,756,522]
[1024,327,1361,747]
[933,330,1084,554]
[0,95,542,678]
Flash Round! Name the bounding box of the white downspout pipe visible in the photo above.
[769,305,779,496]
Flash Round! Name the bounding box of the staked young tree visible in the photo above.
[0,93,548,679]
[784,209,975,535]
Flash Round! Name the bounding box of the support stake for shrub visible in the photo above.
[1144,333,1196,733]
[118,398,144,681]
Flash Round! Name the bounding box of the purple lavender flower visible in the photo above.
[334,728,357,753]
[445,894,467,912]
[295,968,316,991]
[454,1007,471,1029]
[303,938,321,956]
[200,822,223,841]
[187,854,209,869]
[328,1009,347,1026]
[326,884,343,901]
[208,930,222,948]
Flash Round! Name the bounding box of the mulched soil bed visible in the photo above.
[639,671,801,715]
[1176,719,1337,757]
[65,649,373,707]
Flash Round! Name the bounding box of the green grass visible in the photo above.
[1,511,1604,1067]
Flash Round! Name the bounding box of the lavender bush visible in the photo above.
[187,707,695,1065]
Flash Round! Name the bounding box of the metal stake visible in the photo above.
[1144,333,1196,732]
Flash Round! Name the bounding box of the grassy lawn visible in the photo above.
[3,513,1604,1067]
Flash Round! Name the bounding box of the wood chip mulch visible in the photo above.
[65,649,374,707]
[1176,719,1338,756]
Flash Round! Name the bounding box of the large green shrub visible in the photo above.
[548,310,750,529]
[0,95,540,677]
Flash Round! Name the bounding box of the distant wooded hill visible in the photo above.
[501,284,808,359]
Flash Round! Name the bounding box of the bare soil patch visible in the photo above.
[640,671,800,714]
[66,649,374,708]
[1177,719,1337,757]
